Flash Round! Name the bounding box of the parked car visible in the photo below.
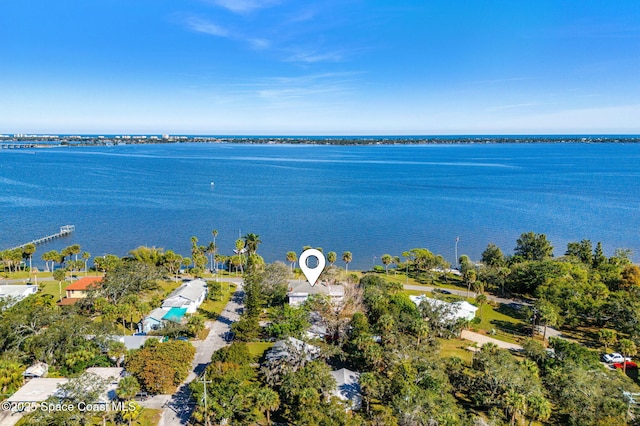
[613,362,637,370]
[602,352,632,363]
[224,331,235,343]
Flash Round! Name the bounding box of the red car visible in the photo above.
[613,362,637,370]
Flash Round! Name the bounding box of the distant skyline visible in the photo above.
[1,1,639,135]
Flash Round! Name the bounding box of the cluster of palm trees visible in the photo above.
[285,248,353,272]
[0,243,90,274]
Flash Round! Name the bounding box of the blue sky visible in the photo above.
[1,0,639,135]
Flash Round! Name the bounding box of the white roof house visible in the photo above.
[330,368,362,410]
[6,378,68,403]
[161,279,208,313]
[0,285,37,306]
[287,280,344,307]
[410,295,478,322]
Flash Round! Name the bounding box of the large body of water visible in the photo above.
[1,143,638,270]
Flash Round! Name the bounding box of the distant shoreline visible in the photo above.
[2,134,640,148]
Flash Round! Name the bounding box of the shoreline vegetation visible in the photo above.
[2,134,640,147]
[3,231,640,424]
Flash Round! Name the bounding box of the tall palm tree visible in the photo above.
[342,251,352,273]
[286,251,297,271]
[327,251,337,266]
[212,229,218,271]
[206,242,216,273]
[255,387,280,425]
[619,339,637,374]
[22,244,36,272]
[243,233,262,255]
[81,251,91,275]
[381,254,392,274]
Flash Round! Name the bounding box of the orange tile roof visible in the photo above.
[64,276,103,291]
[57,297,79,306]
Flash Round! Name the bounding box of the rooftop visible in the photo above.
[65,276,103,291]
[7,378,68,402]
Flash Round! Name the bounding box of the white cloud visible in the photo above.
[286,50,343,63]
[207,0,280,14]
[185,17,230,37]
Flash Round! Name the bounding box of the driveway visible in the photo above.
[460,330,523,351]
[141,282,244,426]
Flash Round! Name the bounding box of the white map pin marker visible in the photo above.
[299,249,326,287]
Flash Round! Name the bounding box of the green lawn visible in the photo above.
[246,342,274,359]
[198,283,237,320]
[438,338,474,364]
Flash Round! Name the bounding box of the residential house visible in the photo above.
[0,284,37,306]
[330,368,362,410]
[410,295,478,322]
[141,307,169,333]
[265,337,320,363]
[64,276,103,299]
[287,280,344,307]
[161,279,207,313]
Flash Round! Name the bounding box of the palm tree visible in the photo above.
[536,299,559,341]
[475,294,487,319]
[381,254,392,274]
[255,387,280,425]
[22,243,36,272]
[502,389,527,426]
[327,251,337,266]
[598,329,618,352]
[243,233,262,255]
[525,393,551,426]
[415,319,430,346]
[81,251,90,275]
[619,339,637,374]
[206,242,216,273]
[342,251,352,273]
[464,269,477,299]
[286,251,297,271]
[212,229,218,271]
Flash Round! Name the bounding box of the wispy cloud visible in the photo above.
[185,17,230,37]
[286,49,344,63]
[251,72,361,106]
[205,0,280,14]
[184,16,270,49]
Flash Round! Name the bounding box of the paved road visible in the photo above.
[142,282,245,426]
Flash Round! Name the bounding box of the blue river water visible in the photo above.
[1,142,639,269]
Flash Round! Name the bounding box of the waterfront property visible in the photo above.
[410,295,478,322]
[287,281,344,307]
[64,276,103,299]
[0,284,38,306]
[161,279,208,313]
[140,279,206,333]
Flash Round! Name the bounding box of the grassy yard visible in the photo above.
[198,283,237,320]
[246,342,274,360]
[403,287,527,345]
[438,338,474,364]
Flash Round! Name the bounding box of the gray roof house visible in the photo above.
[141,307,169,333]
[330,368,362,410]
[161,279,208,313]
[287,280,344,307]
[265,337,321,363]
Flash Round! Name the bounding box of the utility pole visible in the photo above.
[455,237,459,269]
[199,375,212,426]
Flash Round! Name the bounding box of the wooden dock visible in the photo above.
[6,225,75,251]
